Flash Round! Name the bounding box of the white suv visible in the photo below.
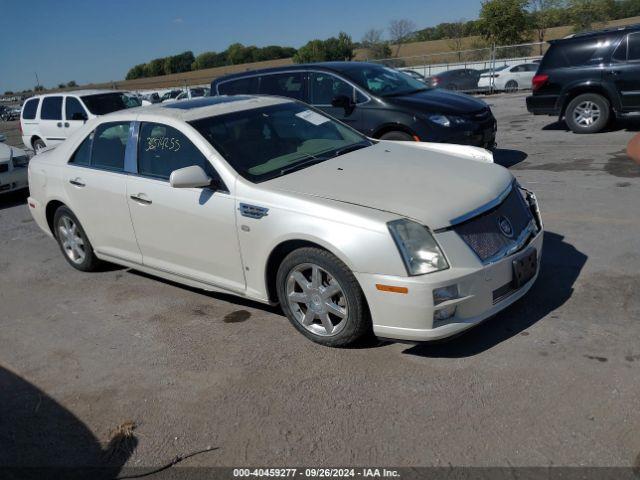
[20,90,140,152]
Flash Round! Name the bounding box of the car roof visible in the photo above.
[30,89,126,99]
[211,61,387,84]
[101,95,293,123]
[552,23,640,43]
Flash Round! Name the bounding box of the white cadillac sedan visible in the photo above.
[27,96,543,347]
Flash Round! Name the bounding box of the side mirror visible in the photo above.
[331,94,354,111]
[169,165,212,189]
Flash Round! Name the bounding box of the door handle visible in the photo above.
[64,122,70,127]
[57,122,63,127]
[69,178,85,187]
[130,194,152,205]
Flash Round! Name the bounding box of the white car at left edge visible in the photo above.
[27,95,543,347]
[0,142,30,194]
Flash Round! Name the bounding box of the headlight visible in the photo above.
[427,114,467,127]
[12,155,29,168]
[388,219,449,275]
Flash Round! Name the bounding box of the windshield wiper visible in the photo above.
[332,141,372,158]
[383,88,429,97]
[279,155,327,176]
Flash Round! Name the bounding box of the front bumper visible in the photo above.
[419,118,497,150]
[356,229,543,342]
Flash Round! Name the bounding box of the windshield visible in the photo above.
[81,93,139,115]
[190,102,372,183]
[343,65,429,97]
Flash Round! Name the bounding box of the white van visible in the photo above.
[20,90,140,152]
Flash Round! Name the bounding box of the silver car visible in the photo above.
[27,96,543,347]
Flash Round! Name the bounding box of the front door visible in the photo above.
[62,121,142,264]
[126,121,245,292]
[308,72,363,127]
[64,96,89,137]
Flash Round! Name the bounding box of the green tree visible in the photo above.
[67,80,77,87]
[126,63,147,80]
[192,51,220,70]
[164,51,195,74]
[34,85,44,92]
[4,91,13,95]
[293,32,354,63]
[361,29,392,59]
[388,19,416,56]
[478,0,533,45]
[227,43,248,64]
[530,0,564,53]
[568,0,612,32]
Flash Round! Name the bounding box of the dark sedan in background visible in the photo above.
[210,62,496,148]
[425,68,481,91]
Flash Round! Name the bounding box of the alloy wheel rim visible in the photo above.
[58,216,86,264]
[286,263,348,337]
[574,101,600,127]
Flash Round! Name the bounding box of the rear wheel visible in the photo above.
[505,80,518,93]
[32,138,46,153]
[53,206,102,272]
[276,247,371,347]
[565,93,610,134]
[379,131,414,141]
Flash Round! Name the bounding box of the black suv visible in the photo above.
[527,24,640,133]
[211,62,497,148]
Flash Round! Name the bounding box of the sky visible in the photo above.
[0,0,481,93]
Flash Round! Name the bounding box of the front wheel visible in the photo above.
[379,131,414,141]
[276,247,371,347]
[565,93,610,134]
[32,138,46,153]
[53,206,102,272]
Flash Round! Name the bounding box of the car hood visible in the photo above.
[385,88,487,115]
[265,142,513,230]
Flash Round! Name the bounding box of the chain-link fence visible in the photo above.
[369,42,546,94]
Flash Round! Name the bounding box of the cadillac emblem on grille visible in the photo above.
[497,215,514,238]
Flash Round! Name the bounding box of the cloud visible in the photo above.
[172,17,183,24]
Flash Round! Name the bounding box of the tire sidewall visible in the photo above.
[566,94,610,134]
[506,80,518,92]
[53,206,98,271]
[379,131,413,141]
[276,248,369,347]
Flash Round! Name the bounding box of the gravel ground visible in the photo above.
[1,93,639,471]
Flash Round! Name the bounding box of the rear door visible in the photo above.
[62,121,142,264]
[609,32,640,110]
[39,96,66,146]
[258,71,308,102]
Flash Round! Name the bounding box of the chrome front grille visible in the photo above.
[454,186,537,264]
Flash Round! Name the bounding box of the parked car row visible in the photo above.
[404,63,539,93]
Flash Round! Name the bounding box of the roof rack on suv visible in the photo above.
[558,23,640,41]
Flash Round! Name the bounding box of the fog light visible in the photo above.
[433,285,459,305]
[433,305,457,326]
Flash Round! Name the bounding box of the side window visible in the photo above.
[259,72,305,101]
[22,98,39,120]
[41,96,63,120]
[309,72,357,105]
[65,97,87,121]
[218,76,259,95]
[628,33,640,61]
[91,122,130,171]
[525,64,538,72]
[69,132,94,166]
[612,36,627,62]
[138,122,215,181]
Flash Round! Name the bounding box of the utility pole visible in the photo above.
[34,72,40,89]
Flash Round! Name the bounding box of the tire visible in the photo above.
[32,138,46,153]
[53,206,102,272]
[276,247,371,347]
[505,80,518,93]
[379,131,414,141]
[565,93,610,134]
